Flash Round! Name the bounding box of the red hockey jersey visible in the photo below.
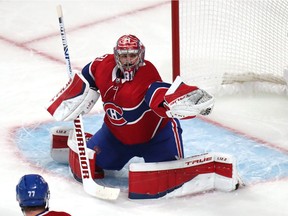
[37,210,71,216]
[85,54,170,145]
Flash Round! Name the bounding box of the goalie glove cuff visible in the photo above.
[164,76,215,119]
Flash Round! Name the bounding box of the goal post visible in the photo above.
[171,0,288,95]
[171,0,180,81]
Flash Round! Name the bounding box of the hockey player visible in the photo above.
[16,174,71,216]
[47,34,215,182]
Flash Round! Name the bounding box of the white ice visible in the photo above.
[1,1,288,215]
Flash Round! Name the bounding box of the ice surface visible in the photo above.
[1,1,288,216]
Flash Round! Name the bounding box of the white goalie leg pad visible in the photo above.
[128,152,241,199]
[164,76,215,119]
[50,126,73,164]
[214,153,240,191]
[46,73,100,121]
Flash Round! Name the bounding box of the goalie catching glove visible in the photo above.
[46,73,100,121]
[164,76,214,119]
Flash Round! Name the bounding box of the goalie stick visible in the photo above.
[56,5,120,200]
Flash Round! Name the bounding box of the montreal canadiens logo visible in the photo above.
[104,103,127,126]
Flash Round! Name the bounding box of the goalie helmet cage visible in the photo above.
[171,0,288,95]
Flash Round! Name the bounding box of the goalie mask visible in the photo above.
[114,34,145,81]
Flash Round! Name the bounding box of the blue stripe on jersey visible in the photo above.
[145,81,171,104]
[122,99,150,123]
[81,62,98,90]
[103,99,151,126]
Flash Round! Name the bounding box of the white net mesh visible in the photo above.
[178,0,288,95]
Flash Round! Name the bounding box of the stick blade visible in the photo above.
[83,179,120,200]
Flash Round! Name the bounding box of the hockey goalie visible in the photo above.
[47,34,242,199]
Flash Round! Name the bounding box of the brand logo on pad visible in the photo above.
[185,156,213,166]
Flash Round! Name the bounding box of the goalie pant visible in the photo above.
[50,118,184,175]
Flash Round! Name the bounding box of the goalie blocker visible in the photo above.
[46,73,100,122]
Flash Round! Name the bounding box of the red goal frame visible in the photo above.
[171,0,180,81]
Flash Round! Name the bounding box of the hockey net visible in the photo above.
[171,0,288,95]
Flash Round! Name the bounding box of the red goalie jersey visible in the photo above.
[82,54,171,145]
